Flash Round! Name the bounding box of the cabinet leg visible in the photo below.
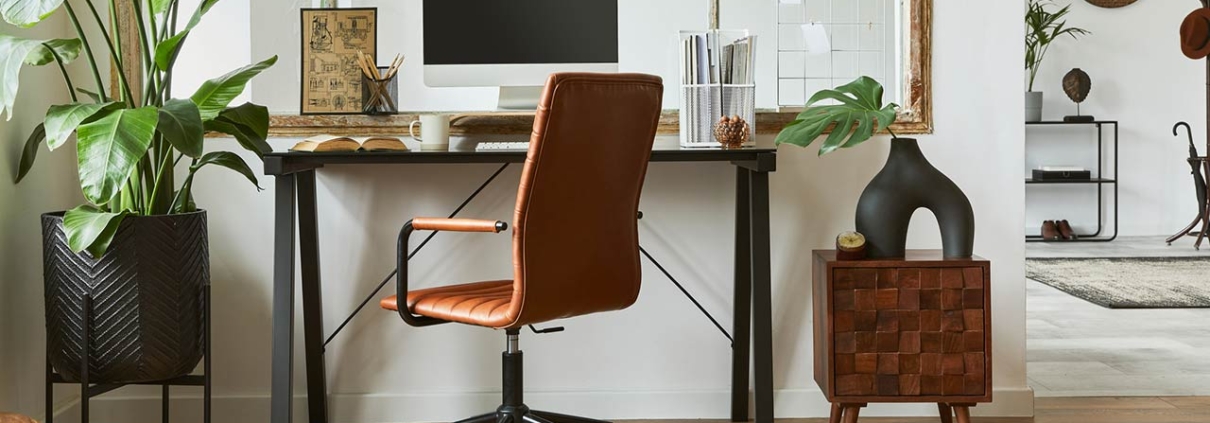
[828,403,842,423]
[938,403,953,423]
[840,403,866,423]
[952,404,973,423]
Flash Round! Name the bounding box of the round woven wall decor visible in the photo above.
[1086,0,1138,8]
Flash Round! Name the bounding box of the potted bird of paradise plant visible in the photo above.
[3,0,275,383]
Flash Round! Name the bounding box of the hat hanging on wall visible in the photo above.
[1086,0,1138,8]
[1182,8,1210,60]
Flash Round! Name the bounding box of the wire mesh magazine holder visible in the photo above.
[679,29,757,148]
[46,286,211,423]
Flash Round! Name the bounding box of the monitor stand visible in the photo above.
[498,86,543,110]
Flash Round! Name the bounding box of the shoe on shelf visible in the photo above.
[1058,219,1078,240]
[1042,220,1061,240]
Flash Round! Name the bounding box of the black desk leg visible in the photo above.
[298,171,329,423]
[731,168,752,422]
[749,171,774,423]
[271,174,297,423]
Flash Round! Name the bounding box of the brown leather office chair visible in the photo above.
[380,73,664,423]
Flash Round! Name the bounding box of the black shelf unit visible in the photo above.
[1025,120,1119,242]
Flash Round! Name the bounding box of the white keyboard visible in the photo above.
[476,141,530,151]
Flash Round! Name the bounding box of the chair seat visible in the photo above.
[380,280,515,328]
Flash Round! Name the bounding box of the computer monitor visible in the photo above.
[423,0,620,109]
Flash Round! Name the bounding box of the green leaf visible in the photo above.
[76,88,109,103]
[775,76,898,156]
[218,102,269,139]
[44,102,119,150]
[14,123,46,183]
[150,0,171,15]
[0,34,51,120]
[153,0,221,70]
[190,56,278,121]
[158,98,205,158]
[0,0,63,27]
[170,187,197,213]
[204,116,271,157]
[62,205,127,257]
[191,151,261,190]
[76,106,159,204]
[25,38,82,66]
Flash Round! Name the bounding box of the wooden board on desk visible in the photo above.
[261,111,933,138]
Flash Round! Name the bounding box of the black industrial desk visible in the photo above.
[264,145,778,423]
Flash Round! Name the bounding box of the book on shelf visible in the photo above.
[290,134,409,152]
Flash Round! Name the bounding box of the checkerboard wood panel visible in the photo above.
[813,251,992,404]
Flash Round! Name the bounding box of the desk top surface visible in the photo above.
[264,143,778,175]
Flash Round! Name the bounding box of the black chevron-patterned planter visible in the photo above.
[42,211,208,384]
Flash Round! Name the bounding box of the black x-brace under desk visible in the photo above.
[263,145,777,423]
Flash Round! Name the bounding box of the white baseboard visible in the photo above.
[54,387,1034,423]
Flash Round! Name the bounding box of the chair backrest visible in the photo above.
[504,72,664,328]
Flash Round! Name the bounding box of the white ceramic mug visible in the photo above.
[410,114,452,151]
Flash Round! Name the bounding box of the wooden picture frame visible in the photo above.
[762,0,934,135]
[300,8,378,115]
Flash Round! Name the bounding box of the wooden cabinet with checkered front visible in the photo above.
[812,251,992,423]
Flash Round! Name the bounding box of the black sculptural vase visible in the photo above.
[855,138,975,259]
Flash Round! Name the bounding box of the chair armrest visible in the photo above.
[412,217,509,233]
[393,218,508,327]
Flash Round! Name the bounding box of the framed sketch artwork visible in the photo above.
[300,8,378,114]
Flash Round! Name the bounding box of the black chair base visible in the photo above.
[459,330,611,423]
[455,409,610,423]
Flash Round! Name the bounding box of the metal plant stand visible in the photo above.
[46,286,211,423]
[1025,120,1120,243]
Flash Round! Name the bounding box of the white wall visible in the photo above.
[253,0,718,112]
[171,0,253,101]
[0,11,87,420]
[74,1,1031,422]
[1026,0,1203,237]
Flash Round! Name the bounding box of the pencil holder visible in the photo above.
[362,67,398,115]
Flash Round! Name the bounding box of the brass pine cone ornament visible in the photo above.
[1063,68,1091,104]
[713,115,750,148]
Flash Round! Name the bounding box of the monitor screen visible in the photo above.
[424,0,619,66]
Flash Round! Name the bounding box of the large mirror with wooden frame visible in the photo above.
[120,0,931,137]
[765,0,932,135]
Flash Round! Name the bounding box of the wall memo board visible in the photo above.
[300,8,378,114]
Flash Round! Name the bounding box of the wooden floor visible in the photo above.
[621,397,1210,423]
[1026,237,1210,396]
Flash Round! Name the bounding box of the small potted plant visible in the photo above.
[1025,0,1090,122]
[776,76,975,259]
[3,0,274,383]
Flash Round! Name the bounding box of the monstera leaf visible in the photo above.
[775,76,899,156]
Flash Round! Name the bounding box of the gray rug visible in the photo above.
[1026,257,1210,309]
